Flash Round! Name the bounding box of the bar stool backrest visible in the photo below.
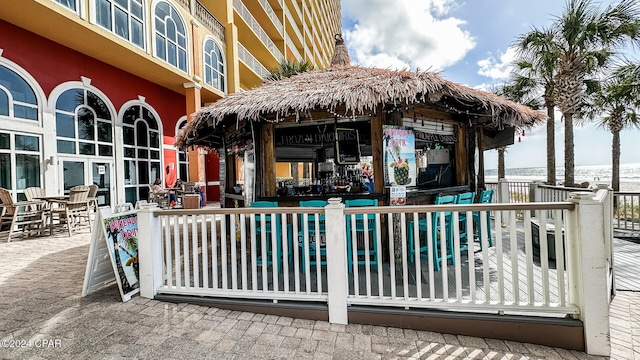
[479,189,494,203]
[456,192,475,204]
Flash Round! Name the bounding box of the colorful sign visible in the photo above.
[383,125,416,187]
[82,206,139,302]
[390,186,407,205]
[104,212,139,299]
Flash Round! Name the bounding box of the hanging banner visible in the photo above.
[383,125,416,187]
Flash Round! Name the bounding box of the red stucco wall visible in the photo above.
[0,19,185,137]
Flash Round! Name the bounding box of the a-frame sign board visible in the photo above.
[82,204,139,302]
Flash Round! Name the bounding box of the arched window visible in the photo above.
[0,65,38,121]
[154,1,187,72]
[122,104,162,203]
[176,118,189,181]
[203,38,225,92]
[55,88,113,156]
[94,0,145,49]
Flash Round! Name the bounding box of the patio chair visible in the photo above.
[407,194,457,271]
[148,184,169,208]
[87,184,99,213]
[49,185,92,236]
[473,189,494,248]
[24,187,45,202]
[250,201,292,272]
[298,200,328,271]
[345,199,379,273]
[0,188,45,242]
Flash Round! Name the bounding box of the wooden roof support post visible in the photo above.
[477,125,485,190]
[370,112,384,195]
[454,124,467,186]
[467,120,477,193]
[261,123,276,197]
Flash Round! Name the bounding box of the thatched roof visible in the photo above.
[176,41,545,149]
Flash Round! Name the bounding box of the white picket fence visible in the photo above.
[489,180,639,234]
[614,192,640,234]
[138,188,614,355]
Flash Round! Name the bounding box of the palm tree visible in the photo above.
[513,26,558,185]
[265,59,314,81]
[497,147,506,179]
[551,0,640,186]
[582,63,640,191]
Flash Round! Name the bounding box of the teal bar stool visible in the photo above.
[345,199,378,273]
[298,200,328,271]
[407,194,457,271]
[473,189,494,248]
[455,191,475,252]
[250,201,284,272]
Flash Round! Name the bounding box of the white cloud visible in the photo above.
[477,47,517,79]
[342,0,475,71]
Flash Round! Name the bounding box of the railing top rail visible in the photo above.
[343,202,575,214]
[151,206,325,217]
[538,183,593,192]
[614,191,640,196]
[149,202,576,217]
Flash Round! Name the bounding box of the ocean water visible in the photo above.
[485,163,640,192]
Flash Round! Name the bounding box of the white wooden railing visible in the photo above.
[613,192,640,234]
[138,189,614,355]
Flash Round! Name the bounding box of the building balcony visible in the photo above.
[234,0,284,62]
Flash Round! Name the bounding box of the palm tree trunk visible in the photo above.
[612,129,620,192]
[546,105,556,185]
[564,113,575,186]
[498,148,505,179]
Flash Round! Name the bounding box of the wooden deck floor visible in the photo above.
[613,234,640,291]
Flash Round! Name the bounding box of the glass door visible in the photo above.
[91,161,113,207]
[60,158,114,206]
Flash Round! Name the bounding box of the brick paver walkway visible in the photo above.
[0,230,637,359]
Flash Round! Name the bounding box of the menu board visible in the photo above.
[335,128,361,164]
[383,125,416,187]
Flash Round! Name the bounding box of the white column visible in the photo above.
[324,197,348,324]
[566,190,610,356]
[137,202,163,299]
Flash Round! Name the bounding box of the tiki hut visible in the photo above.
[177,35,545,207]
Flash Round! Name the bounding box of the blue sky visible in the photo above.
[340,0,640,169]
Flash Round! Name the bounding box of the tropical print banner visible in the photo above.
[383,125,416,187]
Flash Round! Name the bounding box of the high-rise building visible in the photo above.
[0,0,341,206]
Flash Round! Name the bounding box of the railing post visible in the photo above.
[566,191,611,356]
[137,202,163,299]
[498,178,510,224]
[529,181,542,218]
[597,184,615,296]
[324,197,348,324]
[530,181,542,203]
